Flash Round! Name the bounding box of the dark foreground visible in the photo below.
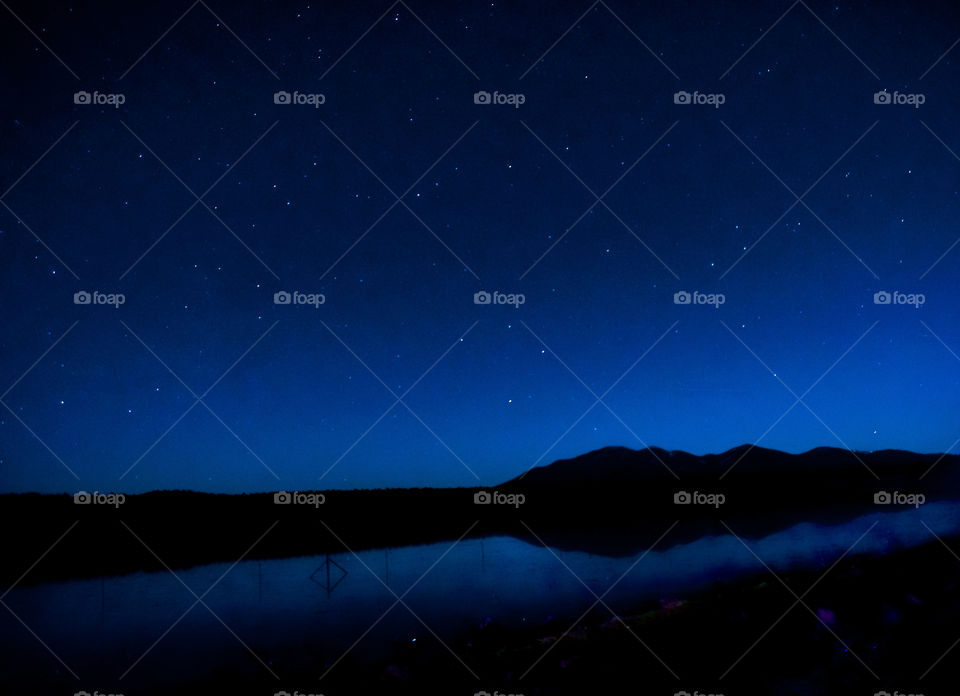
[45,531,959,696]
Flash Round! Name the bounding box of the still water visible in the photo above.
[2,502,957,691]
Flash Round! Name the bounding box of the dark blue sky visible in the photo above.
[1,0,959,494]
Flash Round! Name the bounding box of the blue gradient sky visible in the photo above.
[1,0,959,493]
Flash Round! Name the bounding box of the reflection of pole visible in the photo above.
[310,555,348,596]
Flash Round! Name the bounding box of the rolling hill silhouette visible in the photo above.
[2,445,957,584]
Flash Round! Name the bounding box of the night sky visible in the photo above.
[1,0,959,495]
